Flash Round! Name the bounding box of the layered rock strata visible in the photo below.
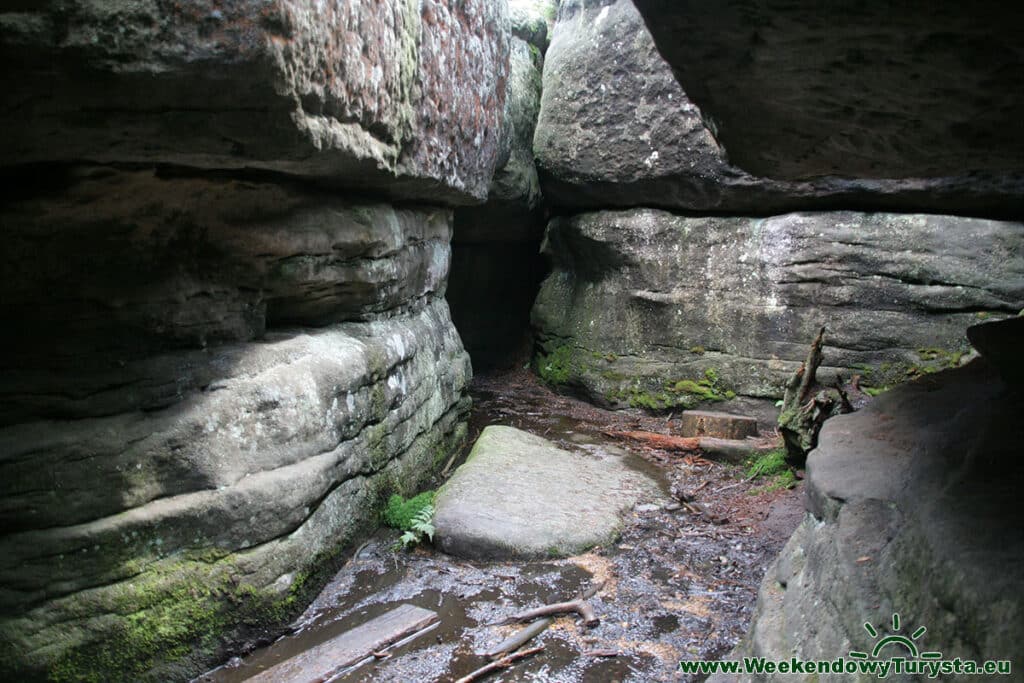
[448,0,554,369]
[535,0,1024,215]
[0,1,508,679]
[0,0,510,203]
[532,209,1023,409]
[710,360,1024,681]
[0,168,473,681]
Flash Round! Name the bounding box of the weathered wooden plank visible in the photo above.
[246,604,439,683]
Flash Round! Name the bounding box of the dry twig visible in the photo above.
[454,646,543,683]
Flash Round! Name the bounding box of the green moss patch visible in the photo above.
[383,491,436,531]
[536,344,579,385]
[746,448,797,494]
[746,448,789,479]
[47,555,307,683]
[858,346,970,396]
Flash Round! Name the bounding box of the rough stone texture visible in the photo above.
[631,0,1024,183]
[0,167,454,426]
[531,209,1024,409]
[0,0,510,204]
[0,164,477,680]
[509,0,558,52]
[434,426,663,559]
[678,411,758,440]
[711,360,1024,682]
[535,0,1024,215]
[0,299,471,681]
[448,31,547,369]
[454,33,545,244]
[489,38,545,215]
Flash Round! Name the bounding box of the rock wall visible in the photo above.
[0,0,510,204]
[535,0,1024,215]
[710,359,1024,682]
[448,0,555,370]
[631,0,1024,184]
[531,0,1024,410]
[529,1,1024,679]
[532,209,1023,409]
[0,1,507,679]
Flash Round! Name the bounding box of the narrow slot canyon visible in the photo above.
[1,2,1022,682]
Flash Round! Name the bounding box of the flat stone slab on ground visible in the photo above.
[434,425,663,559]
[679,411,758,440]
[698,437,776,464]
[247,604,439,683]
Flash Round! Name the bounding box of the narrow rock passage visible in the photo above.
[197,369,802,683]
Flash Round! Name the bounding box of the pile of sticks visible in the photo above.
[454,582,604,683]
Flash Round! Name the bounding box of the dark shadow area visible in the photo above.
[447,207,548,373]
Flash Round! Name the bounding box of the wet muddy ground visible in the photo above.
[199,369,804,683]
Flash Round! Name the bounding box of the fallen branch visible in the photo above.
[454,646,543,683]
[495,599,600,628]
[714,481,744,494]
[441,448,461,476]
[576,580,606,601]
[485,618,552,659]
[350,539,372,563]
[602,430,701,452]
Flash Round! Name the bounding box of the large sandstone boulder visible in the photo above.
[509,0,558,52]
[710,360,1024,681]
[0,166,475,680]
[434,426,663,559]
[534,0,1024,214]
[0,168,455,425]
[631,0,1024,182]
[0,0,510,204]
[0,300,471,682]
[531,209,1024,409]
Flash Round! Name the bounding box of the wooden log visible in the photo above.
[797,326,826,403]
[246,604,439,683]
[601,430,700,452]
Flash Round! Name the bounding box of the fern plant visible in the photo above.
[398,504,435,549]
[383,491,436,550]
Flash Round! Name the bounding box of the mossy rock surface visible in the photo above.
[434,426,664,560]
[710,361,1024,681]
[0,301,472,682]
[531,209,1022,412]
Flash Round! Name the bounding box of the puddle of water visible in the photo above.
[196,370,803,683]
